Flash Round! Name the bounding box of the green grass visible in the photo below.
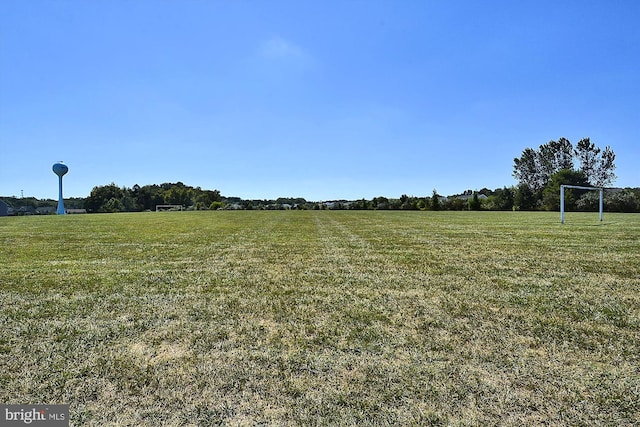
[1,211,639,426]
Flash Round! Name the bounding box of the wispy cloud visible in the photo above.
[260,36,309,61]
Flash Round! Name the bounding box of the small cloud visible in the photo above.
[260,36,308,60]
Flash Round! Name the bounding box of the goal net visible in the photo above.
[156,204,183,212]
[560,185,603,223]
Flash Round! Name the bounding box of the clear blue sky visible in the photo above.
[1,0,638,201]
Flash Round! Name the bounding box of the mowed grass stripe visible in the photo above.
[0,211,639,425]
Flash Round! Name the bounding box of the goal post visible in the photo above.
[560,185,603,224]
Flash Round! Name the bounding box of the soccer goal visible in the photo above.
[560,185,603,224]
[155,204,183,212]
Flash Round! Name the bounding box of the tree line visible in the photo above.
[79,181,639,213]
[79,137,635,213]
[85,182,223,213]
[3,137,638,214]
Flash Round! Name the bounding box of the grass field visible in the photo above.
[1,210,639,426]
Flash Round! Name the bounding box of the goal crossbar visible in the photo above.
[560,185,603,223]
[156,204,183,212]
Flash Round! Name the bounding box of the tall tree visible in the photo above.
[594,146,617,187]
[513,147,543,191]
[574,138,600,184]
[431,189,441,211]
[574,138,617,186]
[514,137,616,191]
[540,138,574,175]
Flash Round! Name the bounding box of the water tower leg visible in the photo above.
[57,176,66,215]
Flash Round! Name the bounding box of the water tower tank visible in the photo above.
[52,162,68,177]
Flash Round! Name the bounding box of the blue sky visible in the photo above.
[1,0,638,201]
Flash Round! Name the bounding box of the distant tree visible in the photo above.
[431,189,441,211]
[165,186,192,206]
[514,183,537,210]
[417,197,430,210]
[388,198,402,210]
[400,194,410,210]
[349,199,370,210]
[444,197,465,211]
[373,196,389,210]
[576,189,639,213]
[135,185,164,211]
[398,194,419,210]
[86,183,124,212]
[468,191,482,211]
[195,189,221,208]
[120,192,136,211]
[576,191,600,212]
[492,186,514,210]
[103,197,125,213]
[607,190,639,212]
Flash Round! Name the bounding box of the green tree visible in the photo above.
[135,185,164,211]
[605,189,639,213]
[373,196,389,210]
[194,189,221,209]
[513,147,543,191]
[574,138,617,186]
[120,192,136,212]
[513,140,574,192]
[574,138,599,184]
[514,137,616,192]
[468,192,481,211]
[350,199,371,210]
[514,183,537,210]
[444,197,465,211]
[595,146,616,187]
[492,187,514,210]
[85,183,124,213]
[165,186,192,206]
[542,169,590,211]
[539,138,574,182]
[103,197,125,213]
[431,189,441,211]
[398,194,419,210]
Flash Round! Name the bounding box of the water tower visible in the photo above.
[52,162,68,215]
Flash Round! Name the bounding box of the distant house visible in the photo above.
[0,200,7,217]
[10,206,36,215]
[457,193,488,201]
[66,208,87,214]
[36,206,56,215]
